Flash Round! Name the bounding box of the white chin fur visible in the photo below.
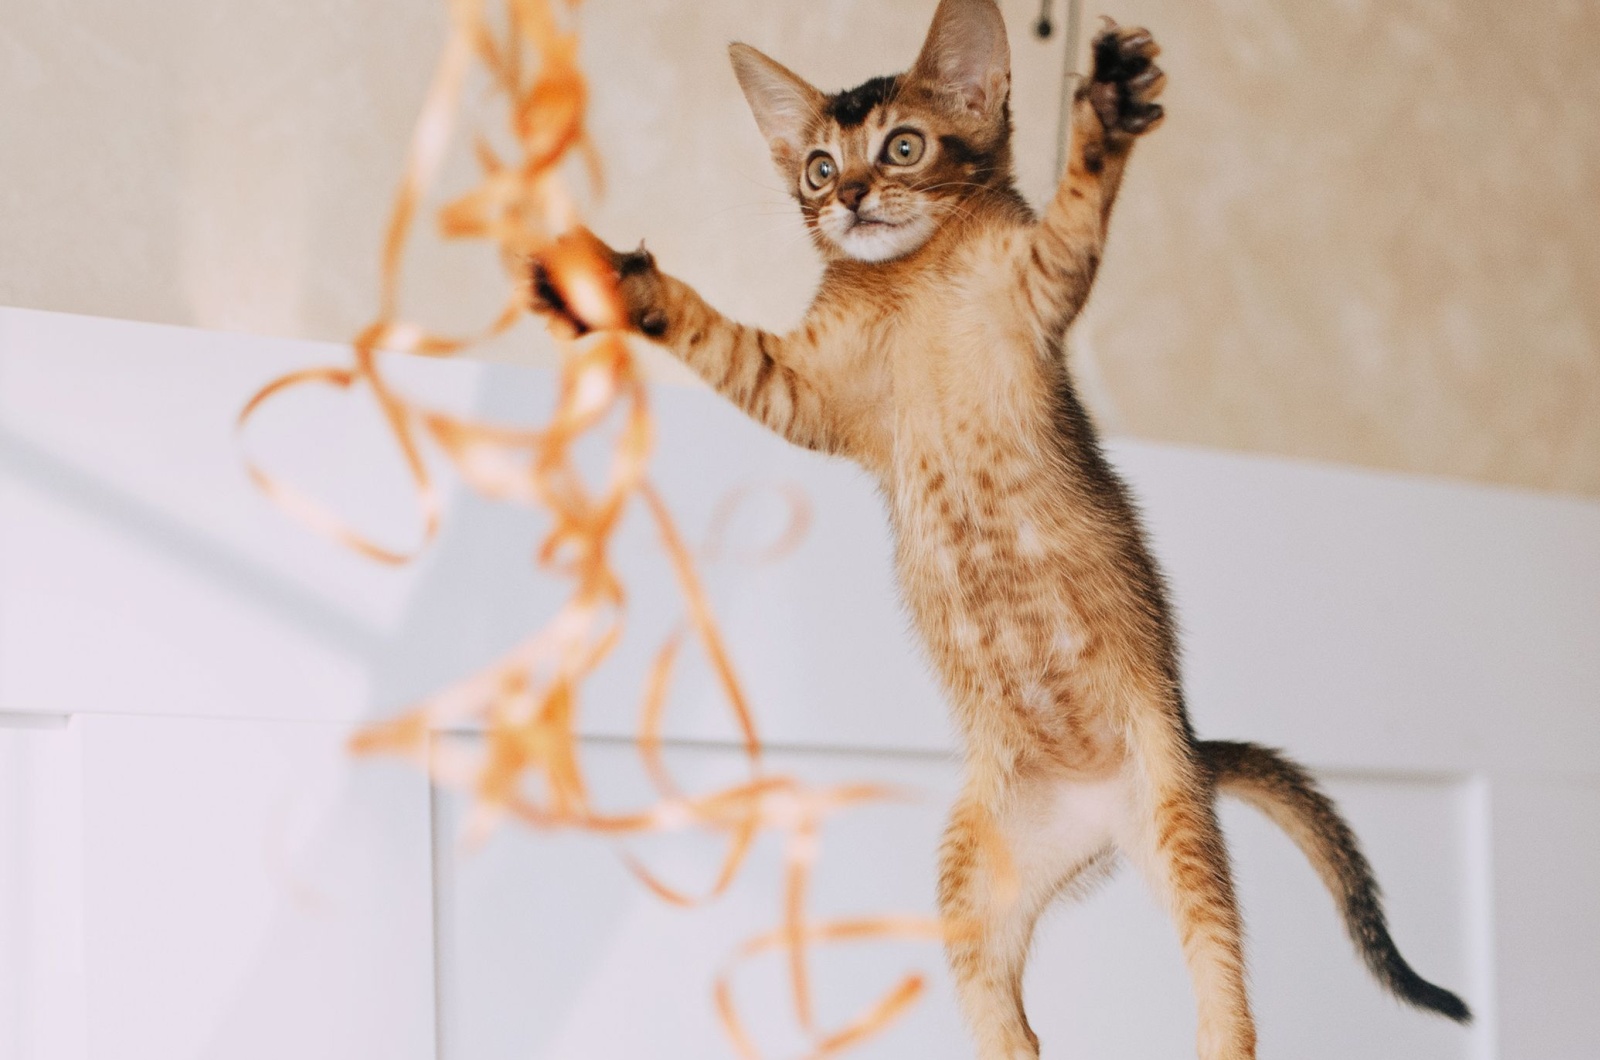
[823,210,938,263]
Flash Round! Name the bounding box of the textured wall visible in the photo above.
[1085,0,1600,496]
[0,0,452,337]
[0,0,1596,495]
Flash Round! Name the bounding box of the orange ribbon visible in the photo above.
[238,0,957,1054]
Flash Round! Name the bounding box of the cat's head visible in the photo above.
[730,0,1016,264]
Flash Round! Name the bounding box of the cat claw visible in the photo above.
[529,257,592,339]
[618,241,658,277]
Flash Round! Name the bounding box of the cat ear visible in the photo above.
[729,43,825,171]
[911,0,1011,117]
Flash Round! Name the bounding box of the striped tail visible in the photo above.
[1200,739,1473,1024]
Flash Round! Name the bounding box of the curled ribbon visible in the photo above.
[239,0,962,1054]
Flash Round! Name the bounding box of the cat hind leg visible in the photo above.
[1117,725,1257,1060]
[939,771,1121,1060]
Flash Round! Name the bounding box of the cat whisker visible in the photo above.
[730,169,798,200]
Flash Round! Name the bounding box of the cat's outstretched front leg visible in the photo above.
[1022,20,1166,335]
[530,230,841,454]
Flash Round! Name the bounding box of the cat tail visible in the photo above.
[1199,739,1473,1024]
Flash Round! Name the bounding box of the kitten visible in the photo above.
[531,2,1471,1056]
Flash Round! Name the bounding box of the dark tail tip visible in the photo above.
[1389,958,1473,1024]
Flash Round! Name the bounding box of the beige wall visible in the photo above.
[2,0,1596,495]
[1088,0,1600,497]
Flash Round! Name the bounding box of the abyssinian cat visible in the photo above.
[530,1,1472,1056]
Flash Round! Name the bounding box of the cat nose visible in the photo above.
[837,180,869,211]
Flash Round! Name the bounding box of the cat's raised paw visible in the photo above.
[616,243,669,336]
[528,229,669,340]
[1087,18,1166,140]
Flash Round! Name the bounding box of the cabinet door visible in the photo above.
[81,715,437,1060]
[434,741,971,1060]
[0,717,87,1060]
[0,714,437,1060]
[433,743,1487,1060]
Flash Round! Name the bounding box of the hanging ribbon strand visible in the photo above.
[238,0,960,1055]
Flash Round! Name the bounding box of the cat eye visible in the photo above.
[882,130,926,166]
[805,152,837,189]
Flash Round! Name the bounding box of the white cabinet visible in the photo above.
[434,744,965,1060]
[3,0,1598,1052]
[0,714,435,1060]
[0,718,86,1060]
[435,746,1480,1060]
[1485,781,1600,1059]
[4,306,1597,1057]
